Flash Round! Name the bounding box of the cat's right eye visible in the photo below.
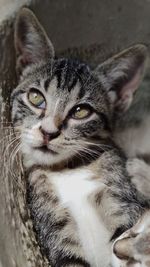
[28,88,46,109]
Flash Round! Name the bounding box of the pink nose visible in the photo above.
[39,126,60,143]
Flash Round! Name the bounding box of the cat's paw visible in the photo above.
[113,211,150,267]
[127,158,150,198]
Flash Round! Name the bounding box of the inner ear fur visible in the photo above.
[15,8,55,75]
[95,44,148,111]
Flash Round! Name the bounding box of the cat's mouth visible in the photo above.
[34,145,58,155]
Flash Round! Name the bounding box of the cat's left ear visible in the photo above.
[15,8,55,75]
[95,44,148,111]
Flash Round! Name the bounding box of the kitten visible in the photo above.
[11,8,149,267]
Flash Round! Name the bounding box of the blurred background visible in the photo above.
[1,0,150,98]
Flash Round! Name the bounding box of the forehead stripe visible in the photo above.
[43,59,91,96]
[54,59,67,88]
[44,77,51,91]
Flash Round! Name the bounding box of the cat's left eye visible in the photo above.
[71,104,93,120]
[28,88,46,109]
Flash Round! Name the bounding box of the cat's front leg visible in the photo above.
[113,211,150,267]
[27,170,90,267]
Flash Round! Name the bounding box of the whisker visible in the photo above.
[9,142,21,174]
[7,142,24,191]
[81,140,113,149]
[71,144,100,161]
[0,132,17,142]
[3,136,21,156]
[2,136,21,172]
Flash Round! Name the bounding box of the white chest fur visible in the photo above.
[49,168,112,267]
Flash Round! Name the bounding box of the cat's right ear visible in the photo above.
[15,8,55,75]
[94,44,148,112]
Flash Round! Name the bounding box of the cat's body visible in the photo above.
[11,8,150,267]
[27,148,143,267]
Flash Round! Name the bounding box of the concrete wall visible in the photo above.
[30,0,150,65]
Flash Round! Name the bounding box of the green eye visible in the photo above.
[28,89,45,108]
[72,105,92,119]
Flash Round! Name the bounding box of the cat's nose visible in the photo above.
[39,126,60,143]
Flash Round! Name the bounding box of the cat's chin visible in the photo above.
[21,144,72,168]
[34,145,58,155]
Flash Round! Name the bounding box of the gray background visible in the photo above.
[31,0,150,64]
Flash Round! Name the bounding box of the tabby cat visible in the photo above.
[11,8,149,267]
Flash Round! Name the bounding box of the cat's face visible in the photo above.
[11,59,112,166]
[11,8,147,167]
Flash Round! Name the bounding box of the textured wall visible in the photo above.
[31,0,150,65]
[0,1,150,267]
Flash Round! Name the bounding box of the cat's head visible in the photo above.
[11,8,148,167]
